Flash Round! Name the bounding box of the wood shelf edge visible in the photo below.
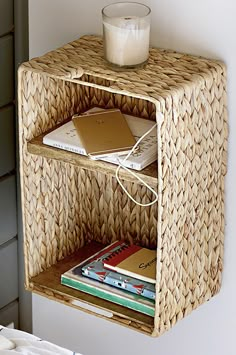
[27,132,157,188]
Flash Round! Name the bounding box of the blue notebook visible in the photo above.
[81,241,155,300]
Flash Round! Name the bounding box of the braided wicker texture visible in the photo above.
[18,35,228,336]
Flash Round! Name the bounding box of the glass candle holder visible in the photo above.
[102,2,151,69]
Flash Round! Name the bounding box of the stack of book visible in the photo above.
[61,241,157,316]
[43,107,157,171]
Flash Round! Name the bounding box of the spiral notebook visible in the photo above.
[103,242,156,284]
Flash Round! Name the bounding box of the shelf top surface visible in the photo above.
[20,35,225,102]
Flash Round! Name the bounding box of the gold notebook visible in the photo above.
[72,109,136,158]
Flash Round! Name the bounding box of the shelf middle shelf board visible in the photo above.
[27,130,158,188]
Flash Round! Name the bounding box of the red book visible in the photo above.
[103,242,156,284]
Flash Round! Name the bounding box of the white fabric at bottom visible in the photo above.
[0,326,82,355]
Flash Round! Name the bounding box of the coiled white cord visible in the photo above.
[115,122,158,207]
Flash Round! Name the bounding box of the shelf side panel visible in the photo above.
[156,64,228,335]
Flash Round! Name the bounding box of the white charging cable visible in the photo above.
[115,122,158,207]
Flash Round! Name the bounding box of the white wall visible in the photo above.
[29,1,236,354]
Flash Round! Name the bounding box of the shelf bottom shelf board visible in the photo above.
[29,241,154,335]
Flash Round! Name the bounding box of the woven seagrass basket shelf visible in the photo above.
[18,35,228,337]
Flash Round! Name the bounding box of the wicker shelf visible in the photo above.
[18,35,228,337]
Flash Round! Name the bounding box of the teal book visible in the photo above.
[61,242,155,317]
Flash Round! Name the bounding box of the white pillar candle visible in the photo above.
[102,3,151,68]
[103,17,150,67]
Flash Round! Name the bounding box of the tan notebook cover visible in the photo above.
[103,243,156,284]
[72,109,136,157]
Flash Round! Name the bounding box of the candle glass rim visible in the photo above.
[102,2,151,19]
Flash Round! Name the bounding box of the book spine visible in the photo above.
[119,159,142,171]
[61,275,154,317]
[101,155,142,171]
[43,138,86,155]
